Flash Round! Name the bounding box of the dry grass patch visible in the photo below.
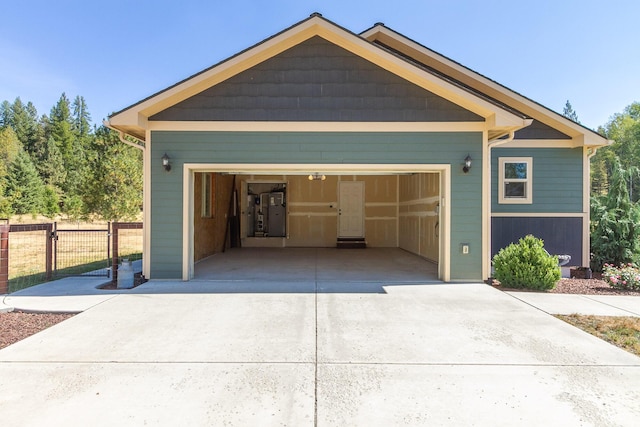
[556,314,640,357]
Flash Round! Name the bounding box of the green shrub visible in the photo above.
[492,235,561,290]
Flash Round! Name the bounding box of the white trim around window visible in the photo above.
[498,157,532,204]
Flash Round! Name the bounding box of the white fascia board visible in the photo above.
[111,18,322,124]
[362,25,608,145]
[497,139,579,149]
[110,16,525,135]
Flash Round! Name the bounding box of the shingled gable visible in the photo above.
[108,14,530,141]
[360,23,609,148]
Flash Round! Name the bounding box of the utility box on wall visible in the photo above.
[246,183,287,238]
[268,192,286,237]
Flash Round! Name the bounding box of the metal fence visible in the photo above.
[0,221,142,294]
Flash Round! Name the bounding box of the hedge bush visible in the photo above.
[492,235,560,290]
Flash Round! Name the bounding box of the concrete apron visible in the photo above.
[0,283,639,426]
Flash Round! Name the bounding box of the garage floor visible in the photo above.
[193,248,439,291]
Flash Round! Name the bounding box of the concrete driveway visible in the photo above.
[1,282,639,426]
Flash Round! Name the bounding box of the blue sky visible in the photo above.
[2,0,638,130]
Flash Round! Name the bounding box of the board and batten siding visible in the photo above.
[149,130,484,281]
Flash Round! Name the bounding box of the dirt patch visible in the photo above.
[0,311,75,350]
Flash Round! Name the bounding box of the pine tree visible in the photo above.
[0,101,11,127]
[7,98,42,155]
[47,93,86,198]
[562,100,580,123]
[590,158,640,271]
[0,126,21,216]
[72,95,92,139]
[37,135,66,189]
[47,93,74,163]
[593,102,640,201]
[4,150,46,215]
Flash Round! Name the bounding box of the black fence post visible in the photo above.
[112,222,119,283]
[45,223,53,281]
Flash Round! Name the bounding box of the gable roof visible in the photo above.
[108,13,607,148]
[360,23,609,147]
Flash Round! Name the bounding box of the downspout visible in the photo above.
[488,130,515,148]
[488,119,533,148]
[102,120,145,151]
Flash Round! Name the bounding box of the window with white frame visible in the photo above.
[499,157,532,204]
[201,173,213,218]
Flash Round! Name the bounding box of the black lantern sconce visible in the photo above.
[161,153,171,172]
[463,154,472,173]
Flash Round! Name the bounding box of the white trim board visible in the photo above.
[181,163,451,282]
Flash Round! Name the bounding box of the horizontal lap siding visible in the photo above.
[150,131,483,281]
[492,148,583,213]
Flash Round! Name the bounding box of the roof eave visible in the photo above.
[107,14,529,140]
[361,24,609,147]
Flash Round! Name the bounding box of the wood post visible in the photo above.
[0,224,9,294]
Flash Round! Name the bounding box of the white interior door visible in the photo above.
[338,181,364,237]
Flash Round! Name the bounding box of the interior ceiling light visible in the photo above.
[308,173,326,181]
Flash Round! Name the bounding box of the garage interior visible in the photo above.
[192,172,442,282]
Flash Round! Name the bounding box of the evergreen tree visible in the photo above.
[590,158,640,271]
[0,126,22,216]
[47,93,74,163]
[0,101,11,127]
[47,93,86,198]
[0,126,21,168]
[591,102,640,201]
[562,100,580,123]
[4,150,46,215]
[72,95,92,139]
[7,98,42,155]
[37,135,66,189]
[42,185,60,218]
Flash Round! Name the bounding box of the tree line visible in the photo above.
[563,100,640,270]
[0,94,142,221]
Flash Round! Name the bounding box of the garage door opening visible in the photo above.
[184,164,451,282]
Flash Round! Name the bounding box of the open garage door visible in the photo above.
[184,164,451,282]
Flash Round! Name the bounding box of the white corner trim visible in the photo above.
[182,166,193,281]
[180,163,451,282]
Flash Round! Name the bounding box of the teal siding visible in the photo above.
[491,148,583,213]
[150,131,484,281]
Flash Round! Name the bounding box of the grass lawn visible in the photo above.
[556,314,640,357]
